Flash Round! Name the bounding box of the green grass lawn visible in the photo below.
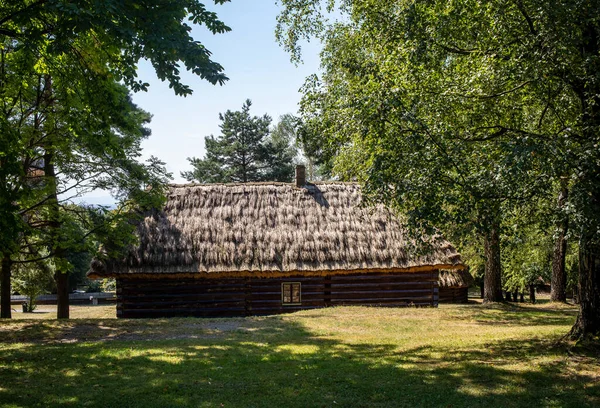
[0,302,598,408]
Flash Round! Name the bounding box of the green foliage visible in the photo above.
[100,278,116,293]
[456,235,485,285]
[0,0,231,96]
[0,0,235,317]
[0,41,172,270]
[85,280,102,293]
[293,115,333,180]
[278,1,558,241]
[182,100,298,183]
[264,114,300,182]
[12,254,55,312]
[0,0,233,258]
[502,227,553,293]
[66,243,93,293]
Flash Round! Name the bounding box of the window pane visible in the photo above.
[283,284,291,303]
[292,284,300,303]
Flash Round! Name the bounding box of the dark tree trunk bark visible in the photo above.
[44,146,69,319]
[520,293,525,302]
[569,238,600,339]
[529,285,536,304]
[480,284,484,299]
[1,256,11,318]
[551,181,569,302]
[568,16,600,340]
[55,270,69,319]
[483,218,503,302]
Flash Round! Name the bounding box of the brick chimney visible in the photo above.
[295,165,306,187]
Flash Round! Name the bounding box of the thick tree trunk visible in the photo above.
[55,271,69,319]
[568,16,600,340]
[44,146,69,319]
[529,285,536,304]
[1,256,11,318]
[551,181,569,302]
[569,238,600,339]
[483,218,503,302]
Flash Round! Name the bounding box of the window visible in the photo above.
[282,282,301,305]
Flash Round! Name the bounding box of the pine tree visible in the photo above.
[182,100,297,183]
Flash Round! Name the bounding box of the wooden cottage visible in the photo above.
[88,169,466,318]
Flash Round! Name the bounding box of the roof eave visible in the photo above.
[87,263,467,280]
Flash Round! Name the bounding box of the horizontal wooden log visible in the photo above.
[249,300,326,308]
[329,289,433,300]
[328,284,434,293]
[249,287,326,294]
[249,305,325,313]
[327,280,435,288]
[329,273,436,282]
[122,299,246,309]
[330,296,433,304]
[119,278,245,287]
[247,277,326,286]
[247,291,325,299]
[438,287,468,303]
[121,293,247,303]
[120,284,247,295]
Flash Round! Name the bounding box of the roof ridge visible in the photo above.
[168,181,359,188]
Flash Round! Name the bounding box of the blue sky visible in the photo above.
[81,1,321,205]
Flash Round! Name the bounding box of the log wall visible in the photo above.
[438,287,468,304]
[116,271,439,318]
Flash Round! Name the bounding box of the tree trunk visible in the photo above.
[55,270,69,319]
[529,285,536,304]
[0,256,11,318]
[568,16,600,340]
[44,145,69,319]
[480,284,484,299]
[483,218,503,302]
[520,293,525,302]
[551,181,569,302]
[569,237,600,339]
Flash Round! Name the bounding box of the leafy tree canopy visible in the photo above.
[182,100,298,183]
[277,0,600,337]
[0,0,231,95]
[0,0,232,318]
[0,41,171,318]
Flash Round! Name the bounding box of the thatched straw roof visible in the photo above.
[88,183,464,279]
[438,269,474,288]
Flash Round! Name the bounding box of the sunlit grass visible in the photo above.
[0,302,598,407]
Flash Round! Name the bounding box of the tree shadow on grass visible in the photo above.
[464,303,579,326]
[0,317,598,408]
[0,317,241,344]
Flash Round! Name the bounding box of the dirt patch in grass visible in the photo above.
[3,305,283,344]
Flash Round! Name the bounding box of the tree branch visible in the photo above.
[514,0,537,36]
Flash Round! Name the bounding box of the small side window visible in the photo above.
[282,282,301,305]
